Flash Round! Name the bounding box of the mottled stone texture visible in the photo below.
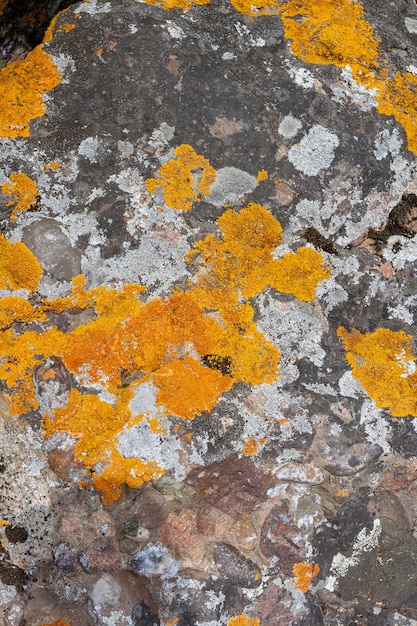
[2,0,417,624]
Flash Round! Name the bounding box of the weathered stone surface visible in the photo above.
[135,487,169,530]
[3,0,417,622]
[212,542,261,588]
[79,536,122,573]
[52,541,78,572]
[260,504,307,575]
[186,454,275,519]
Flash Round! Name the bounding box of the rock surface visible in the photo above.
[2,0,417,624]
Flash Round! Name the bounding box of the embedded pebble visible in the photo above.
[212,542,262,588]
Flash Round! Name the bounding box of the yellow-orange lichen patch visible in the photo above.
[229,0,417,153]
[257,169,268,181]
[375,71,417,153]
[146,144,216,211]
[269,247,331,302]
[292,562,320,593]
[228,0,281,16]
[0,297,37,330]
[43,5,73,42]
[0,44,61,139]
[152,358,233,419]
[141,0,209,9]
[277,0,379,76]
[338,326,417,417]
[1,172,40,221]
[187,203,283,307]
[43,161,62,171]
[241,437,266,455]
[0,0,8,16]
[228,614,261,626]
[94,450,164,505]
[188,205,328,308]
[0,197,331,502]
[0,235,43,292]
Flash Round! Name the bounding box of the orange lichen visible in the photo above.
[228,0,281,16]
[228,614,261,626]
[187,203,283,307]
[269,247,331,302]
[0,519,10,526]
[338,326,417,417]
[94,450,164,505]
[0,44,61,139]
[141,0,209,9]
[39,621,71,626]
[0,235,43,292]
[228,0,417,152]
[0,0,8,16]
[0,166,331,502]
[1,172,40,221]
[43,5,72,42]
[292,562,320,593]
[152,358,233,419]
[276,0,379,77]
[375,71,417,153]
[241,437,266,455]
[43,161,62,171]
[257,169,268,181]
[0,297,37,330]
[146,144,216,211]
[188,204,329,310]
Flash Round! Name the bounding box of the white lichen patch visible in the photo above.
[108,167,145,198]
[388,296,417,325]
[278,114,302,139]
[162,21,186,40]
[284,60,315,89]
[234,22,266,48]
[83,233,190,294]
[374,128,402,161]
[257,293,326,368]
[360,398,391,454]
[384,236,417,269]
[331,65,378,111]
[205,167,258,206]
[129,380,160,418]
[329,518,382,581]
[288,125,339,177]
[405,17,417,34]
[117,416,186,480]
[338,370,362,399]
[50,53,76,84]
[74,0,111,14]
[78,136,100,163]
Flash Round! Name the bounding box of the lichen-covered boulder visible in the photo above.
[2,0,417,624]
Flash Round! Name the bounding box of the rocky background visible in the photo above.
[2,0,417,624]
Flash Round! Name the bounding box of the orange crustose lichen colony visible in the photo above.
[338,326,417,417]
[1,172,40,221]
[0,44,61,139]
[0,146,330,504]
